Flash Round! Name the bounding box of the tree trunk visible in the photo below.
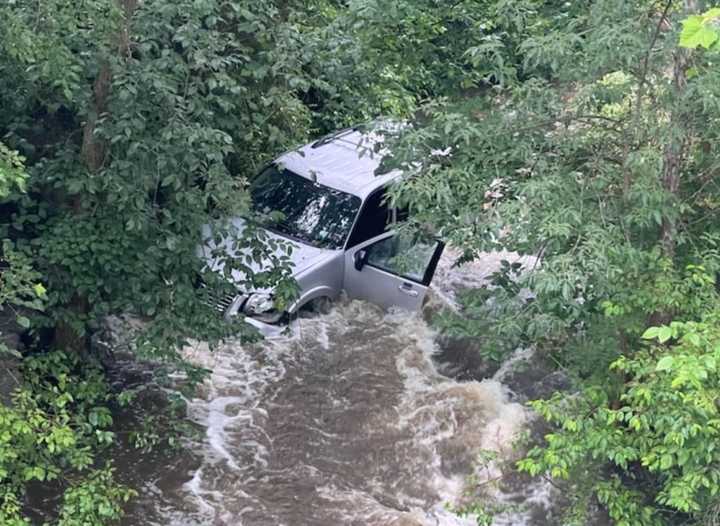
[54,0,138,354]
[659,0,698,258]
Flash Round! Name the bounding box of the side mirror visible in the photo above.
[354,249,368,271]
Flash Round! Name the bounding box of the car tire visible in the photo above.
[304,296,333,316]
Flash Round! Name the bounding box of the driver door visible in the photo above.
[343,231,445,311]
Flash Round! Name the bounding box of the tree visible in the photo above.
[0,144,26,199]
[0,144,43,356]
[0,0,319,359]
[2,0,473,520]
[387,0,720,523]
[0,1,336,521]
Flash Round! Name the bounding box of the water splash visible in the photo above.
[121,251,557,525]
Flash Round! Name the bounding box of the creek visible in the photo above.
[111,251,567,526]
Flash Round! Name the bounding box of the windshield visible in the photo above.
[249,165,361,250]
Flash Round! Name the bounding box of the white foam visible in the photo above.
[128,250,556,526]
[431,249,537,309]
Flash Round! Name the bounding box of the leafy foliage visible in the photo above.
[0,144,27,199]
[0,351,135,525]
[680,8,720,50]
[4,0,720,524]
[56,468,135,526]
[1,0,490,521]
[385,1,720,523]
[291,0,496,130]
[0,145,42,355]
[0,241,46,357]
[519,315,720,525]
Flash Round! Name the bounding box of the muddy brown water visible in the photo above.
[122,302,546,526]
[114,251,565,526]
[33,251,568,525]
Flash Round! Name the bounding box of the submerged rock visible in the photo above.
[496,350,573,403]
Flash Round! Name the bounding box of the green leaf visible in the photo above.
[659,454,674,470]
[680,14,720,49]
[684,332,701,346]
[703,355,716,371]
[16,316,30,329]
[642,327,660,340]
[656,356,674,372]
[33,283,46,298]
[658,326,673,344]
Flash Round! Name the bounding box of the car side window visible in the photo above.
[365,232,438,284]
[346,189,392,248]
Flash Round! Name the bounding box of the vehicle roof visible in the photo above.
[274,128,402,199]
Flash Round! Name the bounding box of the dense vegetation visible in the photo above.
[1,0,719,524]
[388,2,720,525]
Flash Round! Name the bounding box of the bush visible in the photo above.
[0,351,134,524]
[518,316,720,525]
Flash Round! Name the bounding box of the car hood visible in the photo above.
[200,218,338,287]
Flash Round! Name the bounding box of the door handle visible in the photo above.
[398,284,419,297]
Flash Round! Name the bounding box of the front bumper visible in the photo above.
[200,283,287,338]
[242,315,287,338]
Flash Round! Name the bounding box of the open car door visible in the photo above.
[343,231,445,311]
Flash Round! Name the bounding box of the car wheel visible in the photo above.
[303,296,333,316]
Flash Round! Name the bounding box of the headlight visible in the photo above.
[243,293,283,323]
[244,293,275,315]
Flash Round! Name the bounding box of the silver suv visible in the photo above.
[202,126,445,335]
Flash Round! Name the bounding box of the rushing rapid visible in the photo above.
[120,251,555,526]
